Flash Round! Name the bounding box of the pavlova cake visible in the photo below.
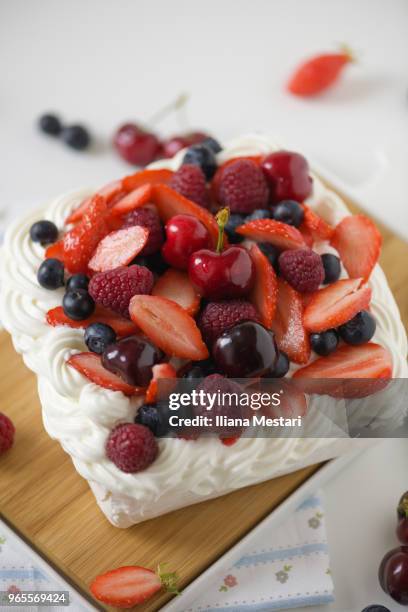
[1,135,407,527]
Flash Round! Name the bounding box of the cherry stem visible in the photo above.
[147,93,189,128]
[215,207,230,253]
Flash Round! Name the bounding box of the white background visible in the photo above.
[1,1,407,610]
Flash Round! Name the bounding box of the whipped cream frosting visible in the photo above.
[1,135,407,526]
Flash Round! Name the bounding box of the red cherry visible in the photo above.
[188,209,255,300]
[379,546,408,604]
[397,491,408,545]
[162,214,211,270]
[161,131,210,158]
[113,123,161,166]
[261,151,313,203]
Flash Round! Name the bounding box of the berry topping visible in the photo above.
[225,213,246,244]
[189,209,255,300]
[38,113,62,136]
[122,168,173,193]
[379,546,408,605]
[37,258,64,290]
[194,374,245,435]
[113,123,161,166]
[330,214,382,282]
[261,151,313,203]
[84,322,116,354]
[213,321,278,378]
[249,244,278,328]
[338,310,376,345]
[88,226,149,273]
[66,273,89,292]
[301,205,334,240]
[90,564,178,608]
[30,220,59,244]
[278,248,324,293]
[182,358,216,381]
[361,606,391,612]
[129,295,209,360]
[236,218,306,250]
[110,184,153,217]
[89,265,154,318]
[271,279,310,364]
[161,214,210,270]
[122,206,164,256]
[46,305,139,337]
[152,268,200,315]
[287,49,353,97]
[145,362,178,405]
[169,164,208,208]
[321,253,341,284]
[182,143,217,180]
[62,125,90,151]
[102,335,164,387]
[201,137,222,153]
[246,209,272,222]
[258,242,280,273]
[215,159,269,214]
[271,200,304,227]
[198,300,260,346]
[304,278,372,333]
[63,288,95,321]
[161,131,210,158]
[135,402,172,437]
[133,251,169,275]
[310,329,339,356]
[0,413,15,455]
[266,350,290,378]
[67,352,143,395]
[106,423,158,473]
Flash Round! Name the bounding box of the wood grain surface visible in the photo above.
[0,188,407,611]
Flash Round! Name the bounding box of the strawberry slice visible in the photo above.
[330,214,382,281]
[304,278,372,332]
[65,196,93,225]
[145,362,178,404]
[249,244,278,328]
[236,219,306,250]
[122,168,174,193]
[45,240,64,260]
[293,343,392,398]
[65,180,125,225]
[67,353,143,395]
[152,184,219,247]
[299,225,314,247]
[129,295,209,360]
[110,184,153,216]
[46,306,139,337]
[90,564,178,608]
[152,269,201,316]
[301,204,334,240]
[271,279,310,364]
[88,226,149,273]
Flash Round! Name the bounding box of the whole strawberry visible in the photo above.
[198,300,260,345]
[169,164,209,208]
[106,423,158,473]
[215,159,269,214]
[122,206,164,255]
[0,413,15,454]
[89,265,154,318]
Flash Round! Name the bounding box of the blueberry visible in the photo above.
[265,350,290,378]
[135,402,171,437]
[62,289,95,321]
[37,258,64,290]
[62,125,91,151]
[271,200,304,227]
[338,310,376,345]
[66,273,89,292]
[201,137,222,154]
[38,114,62,136]
[310,330,339,356]
[321,253,341,284]
[183,359,216,380]
[29,220,59,244]
[84,322,116,354]
[246,209,272,222]
[361,606,390,612]
[258,242,280,273]
[225,213,245,244]
[134,252,169,275]
[182,144,217,180]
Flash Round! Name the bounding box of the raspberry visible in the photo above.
[194,374,245,435]
[0,413,15,454]
[198,300,260,345]
[216,159,269,214]
[279,248,324,293]
[89,265,154,318]
[122,206,164,255]
[106,423,158,473]
[169,164,209,208]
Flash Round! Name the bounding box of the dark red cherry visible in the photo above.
[113,123,161,166]
[213,321,278,378]
[261,150,313,203]
[397,491,408,545]
[161,131,210,158]
[162,214,211,270]
[102,335,164,387]
[379,546,408,604]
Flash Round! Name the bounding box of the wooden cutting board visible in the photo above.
[1,186,407,611]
